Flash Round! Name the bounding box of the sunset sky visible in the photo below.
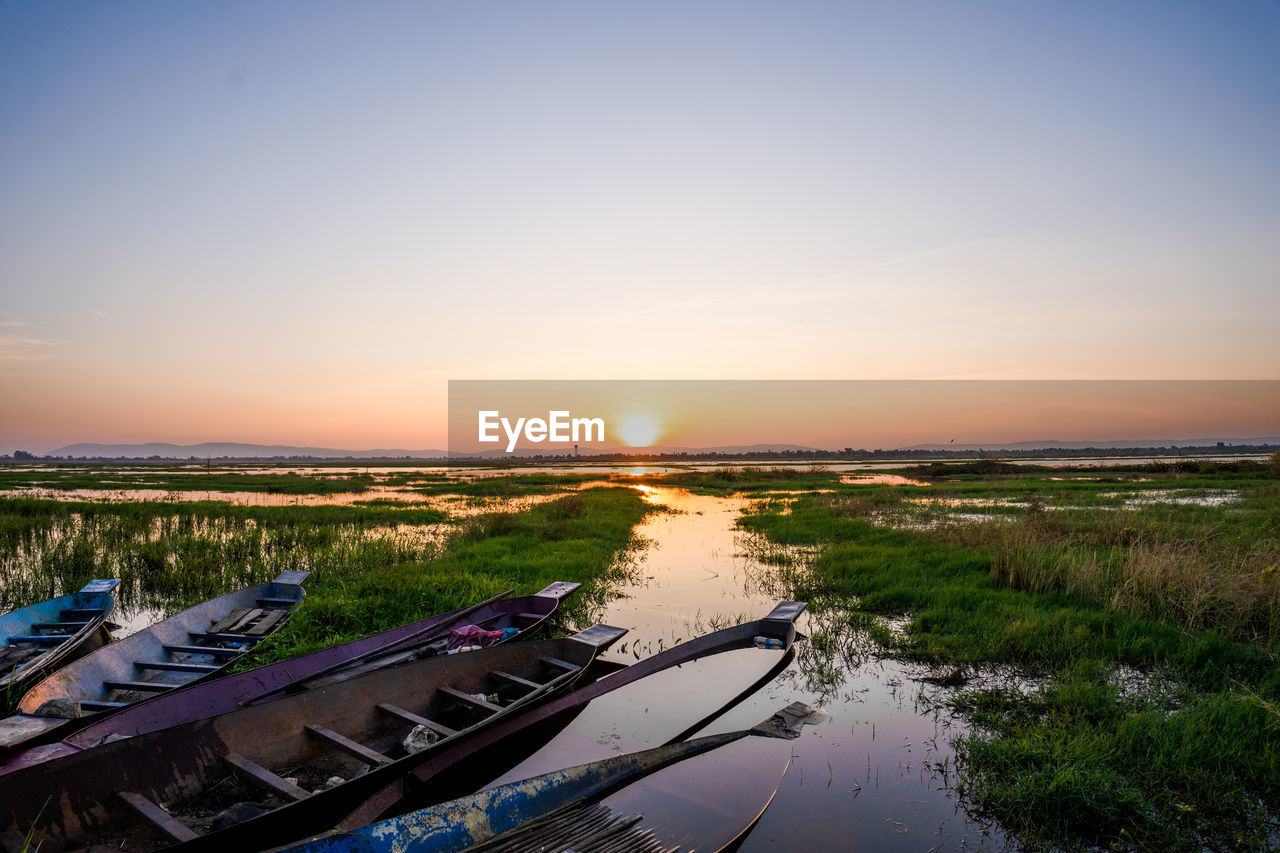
[2,2,1278,453]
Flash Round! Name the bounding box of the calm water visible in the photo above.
[490,486,1009,851]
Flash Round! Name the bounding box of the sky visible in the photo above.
[2,2,1278,453]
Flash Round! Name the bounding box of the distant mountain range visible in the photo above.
[48,442,449,460]
[37,437,1280,461]
[45,441,822,460]
[904,437,1280,451]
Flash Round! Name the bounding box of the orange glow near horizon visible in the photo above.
[442,381,1280,456]
[615,412,663,447]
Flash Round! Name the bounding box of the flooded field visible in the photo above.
[2,457,1277,850]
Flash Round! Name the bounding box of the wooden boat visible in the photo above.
[0,571,310,751]
[1,579,119,699]
[276,702,814,853]
[0,601,804,853]
[0,623,629,851]
[179,600,806,853]
[333,600,806,836]
[0,582,582,775]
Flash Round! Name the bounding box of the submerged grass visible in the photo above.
[731,468,1280,851]
[408,472,597,497]
[640,466,844,495]
[0,466,377,495]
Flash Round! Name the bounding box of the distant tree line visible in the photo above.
[9,444,1277,464]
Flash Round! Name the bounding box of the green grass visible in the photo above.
[0,486,655,699]
[0,498,449,616]
[251,487,653,663]
[0,466,376,495]
[639,466,844,495]
[735,469,1280,851]
[408,472,599,497]
[952,663,1280,851]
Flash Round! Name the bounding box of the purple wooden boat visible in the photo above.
[330,600,806,839]
[0,580,119,700]
[0,623,629,852]
[0,602,803,853]
[0,571,310,752]
[0,582,581,775]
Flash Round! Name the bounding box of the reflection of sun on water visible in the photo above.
[615,412,662,447]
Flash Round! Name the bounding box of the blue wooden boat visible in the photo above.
[0,579,119,699]
[0,571,309,750]
[279,702,814,853]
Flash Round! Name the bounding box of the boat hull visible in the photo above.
[0,580,119,700]
[0,572,308,751]
[0,582,580,775]
[0,625,623,850]
[193,602,806,853]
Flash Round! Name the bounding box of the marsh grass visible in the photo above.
[0,499,450,616]
[0,487,655,688]
[409,473,596,497]
[953,662,1280,850]
[731,470,1280,850]
[255,487,651,663]
[0,466,377,495]
[640,466,843,495]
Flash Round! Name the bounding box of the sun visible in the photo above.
[615,412,662,447]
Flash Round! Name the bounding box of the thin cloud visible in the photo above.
[855,237,1000,274]
[0,317,62,376]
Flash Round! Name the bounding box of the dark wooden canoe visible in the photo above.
[0,571,309,751]
[0,624,628,851]
[0,580,119,700]
[275,702,814,853]
[180,601,805,853]
[0,582,581,775]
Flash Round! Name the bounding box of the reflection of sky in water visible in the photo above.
[495,486,1009,850]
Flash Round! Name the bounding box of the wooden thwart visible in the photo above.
[438,686,503,714]
[135,660,221,674]
[491,670,542,691]
[104,680,175,693]
[187,632,260,644]
[78,699,127,711]
[539,656,581,673]
[59,608,104,619]
[224,753,310,802]
[305,724,391,766]
[163,644,243,658]
[7,634,71,645]
[376,703,458,737]
[116,792,198,843]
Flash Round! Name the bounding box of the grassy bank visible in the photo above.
[729,467,1280,851]
[1,486,655,701]
[255,487,654,663]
